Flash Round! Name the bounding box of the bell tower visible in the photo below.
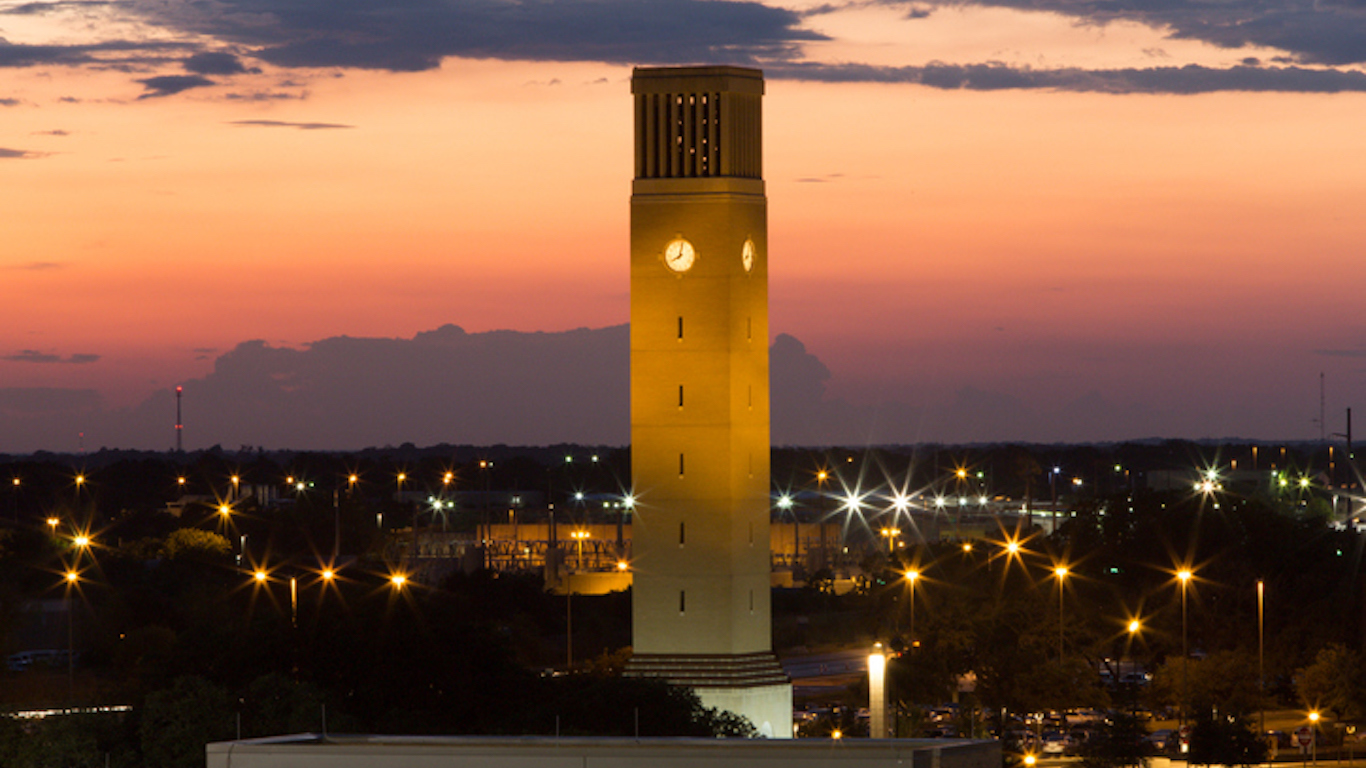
[623,66,791,737]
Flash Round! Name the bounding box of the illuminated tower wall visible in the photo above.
[624,66,791,737]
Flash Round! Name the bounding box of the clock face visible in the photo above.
[741,239,756,273]
[664,237,696,273]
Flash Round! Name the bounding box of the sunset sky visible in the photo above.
[3,0,1365,452]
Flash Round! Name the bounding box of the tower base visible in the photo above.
[624,652,793,739]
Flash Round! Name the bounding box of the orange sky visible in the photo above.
[3,1,1365,449]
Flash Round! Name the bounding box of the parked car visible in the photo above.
[1146,729,1176,751]
[1040,731,1069,755]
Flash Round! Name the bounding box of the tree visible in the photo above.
[1297,643,1366,720]
[1150,651,1265,720]
[1187,715,1267,767]
[139,675,235,768]
[1080,712,1150,768]
[161,528,231,561]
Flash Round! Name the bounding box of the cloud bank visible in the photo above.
[0,323,1231,454]
[6,0,1365,95]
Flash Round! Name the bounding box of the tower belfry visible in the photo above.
[624,66,791,736]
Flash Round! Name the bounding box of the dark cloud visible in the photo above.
[184,51,256,74]
[768,61,1366,93]
[0,147,45,159]
[136,74,215,98]
[0,42,95,67]
[3,349,100,364]
[0,39,192,68]
[0,325,858,451]
[228,119,353,129]
[0,2,68,15]
[1315,346,1366,358]
[0,98,19,106]
[4,261,64,270]
[913,0,1366,67]
[0,387,101,419]
[223,90,307,101]
[127,0,825,72]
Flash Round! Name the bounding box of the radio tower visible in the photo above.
[175,385,184,453]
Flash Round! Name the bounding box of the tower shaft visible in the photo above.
[625,66,790,737]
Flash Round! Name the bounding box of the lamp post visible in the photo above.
[1258,580,1265,738]
[869,642,889,738]
[397,472,412,562]
[777,494,796,568]
[880,527,899,554]
[1054,565,1069,663]
[816,469,829,565]
[1309,711,1320,766]
[571,529,589,570]
[566,570,574,669]
[906,569,920,647]
[63,569,79,701]
[1178,568,1193,727]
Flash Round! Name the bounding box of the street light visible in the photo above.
[776,493,798,568]
[1054,565,1069,662]
[63,569,80,700]
[869,642,888,738]
[880,527,900,554]
[571,529,590,570]
[1258,580,1266,737]
[1178,568,1193,727]
[1309,711,1321,766]
[906,570,920,646]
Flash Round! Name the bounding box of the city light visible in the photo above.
[889,490,912,515]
